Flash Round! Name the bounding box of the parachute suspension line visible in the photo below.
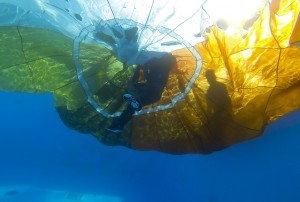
[267,1,281,87]
[140,9,176,49]
[106,0,118,25]
[155,6,203,45]
[129,0,137,20]
[137,0,154,44]
[72,25,121,118]
[140,3,203,51]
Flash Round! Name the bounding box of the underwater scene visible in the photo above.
[0,0,300,201]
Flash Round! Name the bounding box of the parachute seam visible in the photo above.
[239,86,275,90]
[172,100,198,152]
[232,46,287,55]
[54,70,106,91]
[16,26,36,92]
[185,90,207,152]
[165,86,199,152]
[53,79,77,92]
[97,73,123,89]
[190,86,210,152]
[190,77,258,132]
[213,31,235,92]
[16,27,25,58]
[192,84,210,121]
[231,119,262,132]
[153,107,164,152]
[0,54,71,71]
[263,1,281,120]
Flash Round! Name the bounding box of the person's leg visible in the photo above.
[123,93,142,110]
[106,104,136,133]
[106,79,142,134]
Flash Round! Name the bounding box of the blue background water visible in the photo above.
[0,91,300,202]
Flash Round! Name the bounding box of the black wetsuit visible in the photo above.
[108,53,176,131]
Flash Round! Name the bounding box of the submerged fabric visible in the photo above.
[0,0,299,154]
[133,0,300,154]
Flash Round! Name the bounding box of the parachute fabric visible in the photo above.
[0,0,299,154]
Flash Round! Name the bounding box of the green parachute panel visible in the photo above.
[0,26,134,146]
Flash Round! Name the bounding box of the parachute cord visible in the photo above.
[155,5,203,45]
[140,3,205,51]
[106,0,118,26]
[138,0,154,44]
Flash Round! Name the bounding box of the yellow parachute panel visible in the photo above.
[130,0,300,154]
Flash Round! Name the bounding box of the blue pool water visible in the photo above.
[0,91,300,202]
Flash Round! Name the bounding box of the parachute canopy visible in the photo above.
[0,0,299,154]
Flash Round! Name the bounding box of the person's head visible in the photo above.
[206,70,216,84]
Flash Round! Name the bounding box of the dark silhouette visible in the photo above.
[106,53,176,133]
[205,70,232,149]
[206,70,231,112]
[4,190,19,196]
